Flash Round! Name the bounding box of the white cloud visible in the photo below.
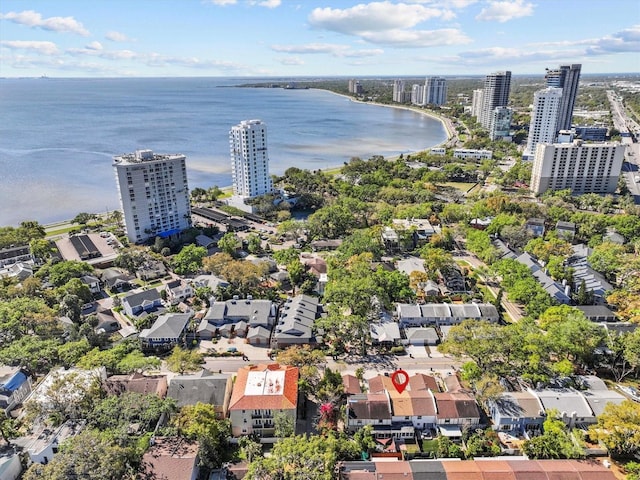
[475,0,534,23]
[85,41,103,51]
[256,0,281,7]
[309,2,454,33]
[434,24,640,67]
[207,0,237,4]
[407,0,477,7]
[271,43,384,57]
[1,40,59,55]
[0,10,89,36]
[105,31,129,42]
[279,57,304,65]
[307,2,468,47]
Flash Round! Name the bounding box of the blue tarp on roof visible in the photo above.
[1,371,27,392]
[157,228,181,238]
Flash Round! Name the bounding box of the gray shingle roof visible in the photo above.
[139,313,191,340]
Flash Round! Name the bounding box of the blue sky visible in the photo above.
[1,0,638,77]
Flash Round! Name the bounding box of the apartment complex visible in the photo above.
[545,64,581,132]
[424,76,447,106]
[524,87,563,159]
[229,119,273,199]
[478,71,511,130]
[488,106,513,141]
[113,149,191,244]
[392,79,407,103]
[530,141,625,195]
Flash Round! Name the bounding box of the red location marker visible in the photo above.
[391,369,410,394]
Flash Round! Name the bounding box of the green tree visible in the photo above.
[420,247,454,279]
[588,241,626,282]
[245,233,263,254]
[22,430,136,480]
[44,260,94,287]
[274,411,295,438]
[523,410,584,459]
[71,212,96,225]
[166,346,203,374]
[239,435,262,463]
[172,244,207,275]
[590,400,640,458]
[217,232,241,256]
[246,434,340,480]
[173,402,231,469]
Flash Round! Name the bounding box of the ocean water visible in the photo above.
[0,77,446,226]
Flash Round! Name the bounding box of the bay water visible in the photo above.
[0,77,446,226]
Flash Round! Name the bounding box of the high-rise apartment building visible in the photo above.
[545,64,581,132]
[530,141,625,195]
[114,149,191,244]
[411,84,424,105]
[393,79,407,103]
[479,71,511,129]
[489,106,513,141]
[229,119,272,199]
[424,77,447,106]
[348,79,363,94]
[471,89,484,119]
[524,87,563,159]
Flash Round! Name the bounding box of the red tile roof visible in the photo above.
[228,363,298,411]
[140,437,198,480]
[343,374,362,395]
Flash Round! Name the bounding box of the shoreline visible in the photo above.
[315,88,457,150]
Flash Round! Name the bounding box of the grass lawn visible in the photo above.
[442,181,477,192]
[404,443,421,454]
[421,439,439,454]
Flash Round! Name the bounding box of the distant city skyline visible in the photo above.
[0,0,638,78]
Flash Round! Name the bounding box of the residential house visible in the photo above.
[392,218,441,249]
[555,221,576,241]
[140,437,199,480]
[167,370,232,417]
[94,307,121,335]
[397,303,499,327]
[422,280,440,297]
[525,218,546,237]
[514,252,572,304]
[603,228,625,245]
[228,364,298,438]
[577,305,618,323]
[433,391,481,438]
[191,274,229,293]
[24,367,107,419]
[566,244,614,304]
[530,388,595,428]
[165,279,194,305]
[310,239,342,251]
[346,393,394,436]
[121,288,163,317]
[342,374,362,396]
[396,257,426,276]
[368,374,439,434]
[0,244,32,268]
[80,274,101,294]
[195,234,216,248]
[99,268,133,291]
[405,327,440,346]
[136,259,167,281]
[0,366,32,412]
[581,388,626,417]
[337,459,618,480]
[381,226,401,253]
[0,262,33,281]
[15,421,84,465]
[0,454,22,480]
[300,254,328,295]
[272,295,323,349]
[489,391,545,436]
[197,297,275,341]
[139,312,192,351]
[369,322,401,347]
[440,264,466,293]
[103,373,168,398]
